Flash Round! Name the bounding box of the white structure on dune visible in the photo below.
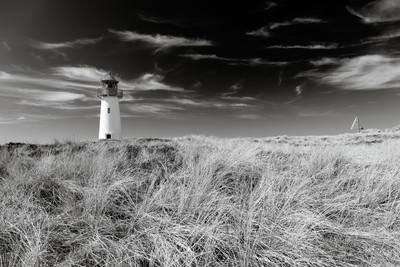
[350,116,364,133]
[97,72,123,140]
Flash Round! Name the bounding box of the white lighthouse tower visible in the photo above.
[97,72,123,140]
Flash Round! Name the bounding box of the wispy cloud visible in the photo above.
[295,85,303,96]
[0,65,264,122]
[246,27,270,38]
[0,69,95,94]
[109,29,213,50]
[221,80,245,98]
[30,37,102,50]
[165,98,225,109]
[310,57,341,66]
[127,103,184,117]
[234,114,263,120]
[168,97,259,114]
[0,115,28,125]
[267,44,338,50]
[269,21,293,30]
[265,1,277,10]
[181,54,220,60]
[278,71,283,86]
[302,54,400,90]
[137,13,218,28]
[181,54,287,66]
[124,95,260,120]
[0,64,196,124]
[53,66,184,92]
[347,0,400,23]
[31,90,85,102]
[138,14,178,25]
[297,110,336,117]
[368,29,400,41]
[292,17,326,24]
[1,41,11,51]
[247,17,326,38]
[284,85,304,104]
[52,66,107,82]
[0,65,187,115]
[0,70,92,109]
[129,73,185,91]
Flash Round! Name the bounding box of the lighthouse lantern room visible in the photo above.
[97,72,123,140]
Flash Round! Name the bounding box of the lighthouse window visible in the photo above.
[107,108,110,114]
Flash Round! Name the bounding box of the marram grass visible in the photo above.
[1,135,400,266]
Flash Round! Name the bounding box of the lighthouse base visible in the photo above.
[98,96,122,140]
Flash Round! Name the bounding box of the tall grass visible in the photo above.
[1,136,400,266]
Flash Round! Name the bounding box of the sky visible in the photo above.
[1,0,400,143]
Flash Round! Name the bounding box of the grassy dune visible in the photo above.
[1,134,400,266]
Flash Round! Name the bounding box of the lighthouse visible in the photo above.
[97,72,123,140]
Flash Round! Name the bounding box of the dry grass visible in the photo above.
[1,134,400,266]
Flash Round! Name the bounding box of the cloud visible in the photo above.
[292,17,326,24]
[181,54,287,66]
[0,115,28,124]
[247,17,326,39]
[128,91,262,120]
[284,85,304,104]
[129,73,185,91]
[310,57,341,66]
[0,69,96,95]
[137,13,217,28]
[303,54,400,90]
[221,96,257,102]
[295,85,303,96]
[219,81,263,104]
[109,29,212,50]
[0,65,186,115]
[297,111,336,117]
[222,80,244,97]
[127,103,184,117]
[172,98,257,112]
[0,65,264,122]
[0,71,10,78]
[1,41,11,51]
[0,70,90,109]
[39,91,85,102]
[53,66,184,92]
[267,44,338,50]
[347,0,400,23]
[246,27,270,38]
[278,71,283,86]
[368,29,400,41]
[269,21,294,30]
[30,37,102,50]
[138,14,177,25]
[0,65,193,124]
[181,54,220,60]
[53,66,107,82]
[125,96,256,119]
[269,17,326,30]
[164,98,226,109]
[265,1,277,10]
[234,114,263,119]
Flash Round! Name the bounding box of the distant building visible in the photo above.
[97,72,123,140]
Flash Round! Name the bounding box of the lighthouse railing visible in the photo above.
[97,88,123,98]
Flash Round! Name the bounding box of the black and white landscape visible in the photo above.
[2,1,400,266]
